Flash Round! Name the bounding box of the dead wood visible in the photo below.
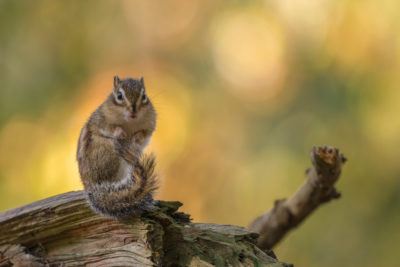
[0,191,290,267]
[249,146,346,250]
[0,145,345,266]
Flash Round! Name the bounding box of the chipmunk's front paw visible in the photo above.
[113,127,127,140]
[132,130,144,141]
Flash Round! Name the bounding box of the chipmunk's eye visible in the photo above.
[142,92,147,103]
[117,91,123,101]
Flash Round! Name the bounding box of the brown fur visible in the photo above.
[77,76,158,218]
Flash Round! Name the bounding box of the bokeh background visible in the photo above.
[1,0,399,266]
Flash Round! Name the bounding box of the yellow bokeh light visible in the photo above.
[268,0,332,41]
[123,0,203,49]
[325,1,393,71]
[211,10,287,102]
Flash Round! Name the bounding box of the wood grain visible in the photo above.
[0,191,290,266]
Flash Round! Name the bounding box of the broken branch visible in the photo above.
[249,146,346,250]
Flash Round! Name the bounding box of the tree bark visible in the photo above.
[0,145,345,266]
[248,146,346,250]
[0,191,290,267]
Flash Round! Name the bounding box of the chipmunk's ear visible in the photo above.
[113,75,120,92]
[140,76,145,90]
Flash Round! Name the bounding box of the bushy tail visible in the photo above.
[86,153,159,218]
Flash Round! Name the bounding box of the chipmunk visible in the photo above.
[77,75,158,218]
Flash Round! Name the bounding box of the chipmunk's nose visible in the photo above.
[131,103,137,113]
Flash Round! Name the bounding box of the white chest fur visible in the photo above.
[116,159,132,183]
[138,136,151,153]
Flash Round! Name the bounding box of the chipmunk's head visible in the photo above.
[111,75,155,121]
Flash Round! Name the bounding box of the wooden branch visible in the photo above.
[0,191,290,267]
[0,146,345,265]
[249,146,346,250]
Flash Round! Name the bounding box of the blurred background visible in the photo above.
[0,0,399,266]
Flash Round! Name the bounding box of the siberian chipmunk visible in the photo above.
[77,75,158,218]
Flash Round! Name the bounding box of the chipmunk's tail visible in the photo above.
[86,153,158,218]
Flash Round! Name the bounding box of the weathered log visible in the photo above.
[0,191,291,267]
[0,146,345,266]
